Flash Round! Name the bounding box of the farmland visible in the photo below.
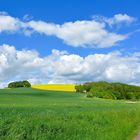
[32,84,76,91]
[0,88,140,140]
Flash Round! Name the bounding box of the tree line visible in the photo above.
[75,81,140,100]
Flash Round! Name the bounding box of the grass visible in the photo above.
[0,88,140,140]
[32,84,76,91]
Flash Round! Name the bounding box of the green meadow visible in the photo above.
[0,88,140,140]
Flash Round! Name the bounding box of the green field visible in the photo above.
[0,88,140,140]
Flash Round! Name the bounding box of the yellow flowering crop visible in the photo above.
[32,84,76,91]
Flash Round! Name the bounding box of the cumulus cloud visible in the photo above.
[0,44,140,88]
[44,50,140,85]
[0,12,26,33]
[0,12,136,48]
[0,44,44,87]
[92,14,136,26]
[28,20,127,48]
[107,14,136,25]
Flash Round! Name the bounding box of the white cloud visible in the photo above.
[0,44,140,88]
[93,14,136,26]
[28,20,127,48]
[44,50,140,85]
[0,44,44,87]
[0,12,136,48]
[108,14,136,25]
[0,13,26,33]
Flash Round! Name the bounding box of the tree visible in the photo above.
[8,80,31,88]
[75,81,140,100]
[22,80,31,87]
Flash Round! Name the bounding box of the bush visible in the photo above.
[87,92,93,98]
[8,80,31,88]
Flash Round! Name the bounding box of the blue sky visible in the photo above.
[0,0,140,56]
[0,0,140,86]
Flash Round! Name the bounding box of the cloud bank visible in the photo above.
[0,44,140,87]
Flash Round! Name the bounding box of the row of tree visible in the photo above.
[8,80,31,88]
[75,81,140,100]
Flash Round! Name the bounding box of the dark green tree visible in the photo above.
[8,80,31,88]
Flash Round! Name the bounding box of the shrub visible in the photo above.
[87,92,93,98]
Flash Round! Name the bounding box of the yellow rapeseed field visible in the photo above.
[32,84,76,92]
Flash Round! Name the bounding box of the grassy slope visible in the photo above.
[32,84,76,91]
[0,88,140,140]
